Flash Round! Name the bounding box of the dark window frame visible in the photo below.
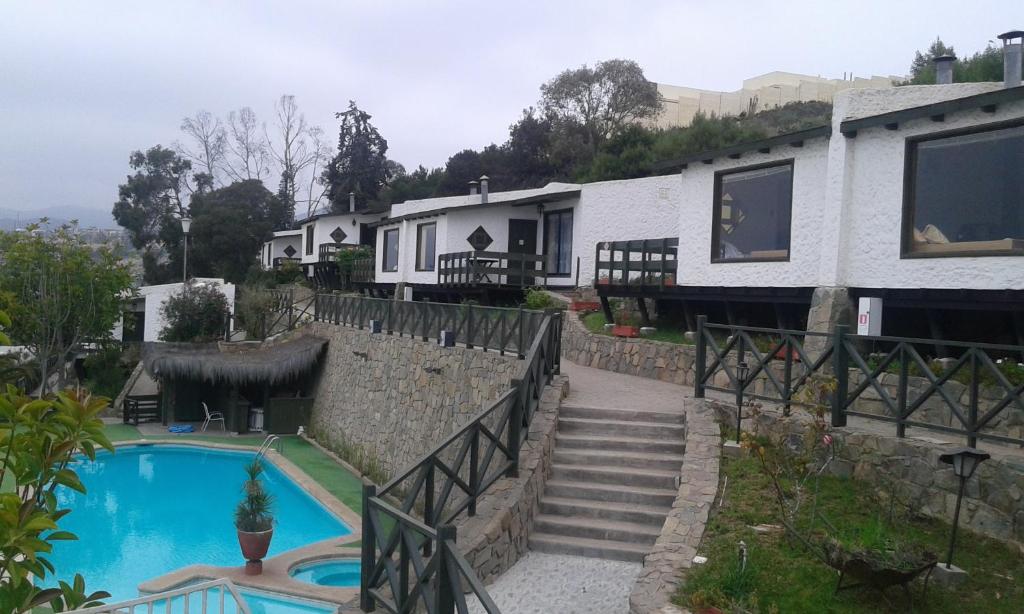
[710,159,795,264]
[382,228,400,272]
[901,117,1024,259]
[415,222,437,272]
[543,208,574,277]
[304,225,314,256]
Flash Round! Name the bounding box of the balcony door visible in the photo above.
[507,219,538,286]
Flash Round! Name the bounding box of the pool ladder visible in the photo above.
[255,434,283,459]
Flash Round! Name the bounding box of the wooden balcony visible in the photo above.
[351,257,375,283]
[595,238,678,292]
[438,251,547,289]
[272,257,301,268]
[318,243,345,263]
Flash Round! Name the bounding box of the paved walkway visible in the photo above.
[470,552,642,614]
[469,360,689,613]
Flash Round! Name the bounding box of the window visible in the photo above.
[544,209,573,276]
[304,225,314,256]
[711,161,793,262]
[904,122,1024,257]
[415,223,436,271]
[382,228,400,272]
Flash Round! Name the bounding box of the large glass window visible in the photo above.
[712,162,793,262]
[905,123,1024,256]
[304,224,314,256]
[416,223,436,271]
[382,228,400,272]
[544,209,573,276]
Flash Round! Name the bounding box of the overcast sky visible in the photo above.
[0,0,1016,223]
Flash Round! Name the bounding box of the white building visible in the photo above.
[123,279,236,343]
[259,229,303,270]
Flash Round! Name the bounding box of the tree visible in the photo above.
[187,180,289,283]
[904,37,1004,85]
[540,59,661,154]
[0,225,133,394]
[224,107,270,182]
[376,165,445,205]
[267,95,326,224]
[434,149,484,196]
[321,101,393,211]
[503,108,561,187]
[112,146,196,284]
[159,282,230,342]
[178,110,227,186]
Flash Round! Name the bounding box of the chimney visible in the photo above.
[933,55,956,84]
[349,192,356,213]
[999,30,1023,88]
[479,175,489,204]
[468,180,478,195]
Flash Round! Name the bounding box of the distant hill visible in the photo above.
[0,206,117,231]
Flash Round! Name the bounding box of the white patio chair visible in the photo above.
[201,402,226,432]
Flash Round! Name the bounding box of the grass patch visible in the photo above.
[105,424,363,515]
[580,311,694,344]
[676,455,1024,613]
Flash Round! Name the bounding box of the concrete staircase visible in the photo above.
[529,404,684,562]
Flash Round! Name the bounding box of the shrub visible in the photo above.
[523,288,564,311]
[82,345,133,399]
[159,282,230,343]
[235,286,277,340]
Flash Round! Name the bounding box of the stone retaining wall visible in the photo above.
[708,398,1024,545]
[457,376,568,584]
[306,321,516,477]
[629,399,720,614]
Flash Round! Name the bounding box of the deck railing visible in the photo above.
[318,243,345,263]
[351,257,375,283]
[594,238,678,291]
[271,256,301,268]
[694,316,1024,449]
[314,294,546,357]
[361,310,561,613]
[438,251,547,289]
[68,578,252,614]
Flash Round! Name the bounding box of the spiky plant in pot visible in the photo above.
[235,460,275,575]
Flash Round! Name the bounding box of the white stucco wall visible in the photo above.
[139,279,235,342]
[300,213,380,265]
[675,138,830,288]
[261,232,302,269]
[575,175,682,286]
[833,92,1024,290]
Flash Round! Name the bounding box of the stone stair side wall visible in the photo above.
[709,398,1024,546]
[629,400,721,614]
[562,311,1024,441]
[457,375,568,584]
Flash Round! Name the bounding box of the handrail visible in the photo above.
[437,250,547,289]
[68,578,251,614]
[361,309,562,613]
[255,434,282,459]
[594,236,677,290]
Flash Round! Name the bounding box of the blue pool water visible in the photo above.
[289,559,360,587]
[50,445,351,602]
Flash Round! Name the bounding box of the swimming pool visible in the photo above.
[50,445,352,602]
[289,559,360,587]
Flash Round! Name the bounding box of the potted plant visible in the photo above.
[570,288,601,312]
[612,309,640,338]
[235,460,275,575]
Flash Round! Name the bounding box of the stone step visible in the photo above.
[555,433,686,455]
[559,404,684,424]
[557,417,686,439]
[544,479,678,507]
[529,533,649,563]
[553,448,684,472]
[533,514,661,545]
[540,495,670,526]
[551,463,678,490]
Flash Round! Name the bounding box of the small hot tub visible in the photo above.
[290,559,361,587]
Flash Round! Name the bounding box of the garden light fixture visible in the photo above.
[734,360,749,444]
[939,447,990,569]
[180,216,192,282]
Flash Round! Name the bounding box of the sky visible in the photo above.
[0,0,1017,225]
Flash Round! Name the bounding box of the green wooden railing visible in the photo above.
[694,316,1024,449]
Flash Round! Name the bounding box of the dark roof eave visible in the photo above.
[652,125,832,172]
[369,189,581,228]
[839,85,1024,136]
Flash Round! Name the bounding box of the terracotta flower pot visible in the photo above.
[237,528,273,575]
[612,325,640,338]
[571,301,601,312]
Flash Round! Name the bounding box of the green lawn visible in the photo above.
[676,454,1024,613]
[106,423,363,516]
[581,311,694,345]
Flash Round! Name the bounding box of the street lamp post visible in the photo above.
[180,216,192,282]
[734,361,750,444]
[939,447,990,570]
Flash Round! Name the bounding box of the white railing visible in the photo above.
[69,579,251,614]
[255,434,282,459]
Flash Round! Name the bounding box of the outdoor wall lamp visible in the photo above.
[734,361,750,444]
[939,447,990,569]
[180,216,192,282]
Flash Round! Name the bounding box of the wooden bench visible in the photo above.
[123,395,161,426]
